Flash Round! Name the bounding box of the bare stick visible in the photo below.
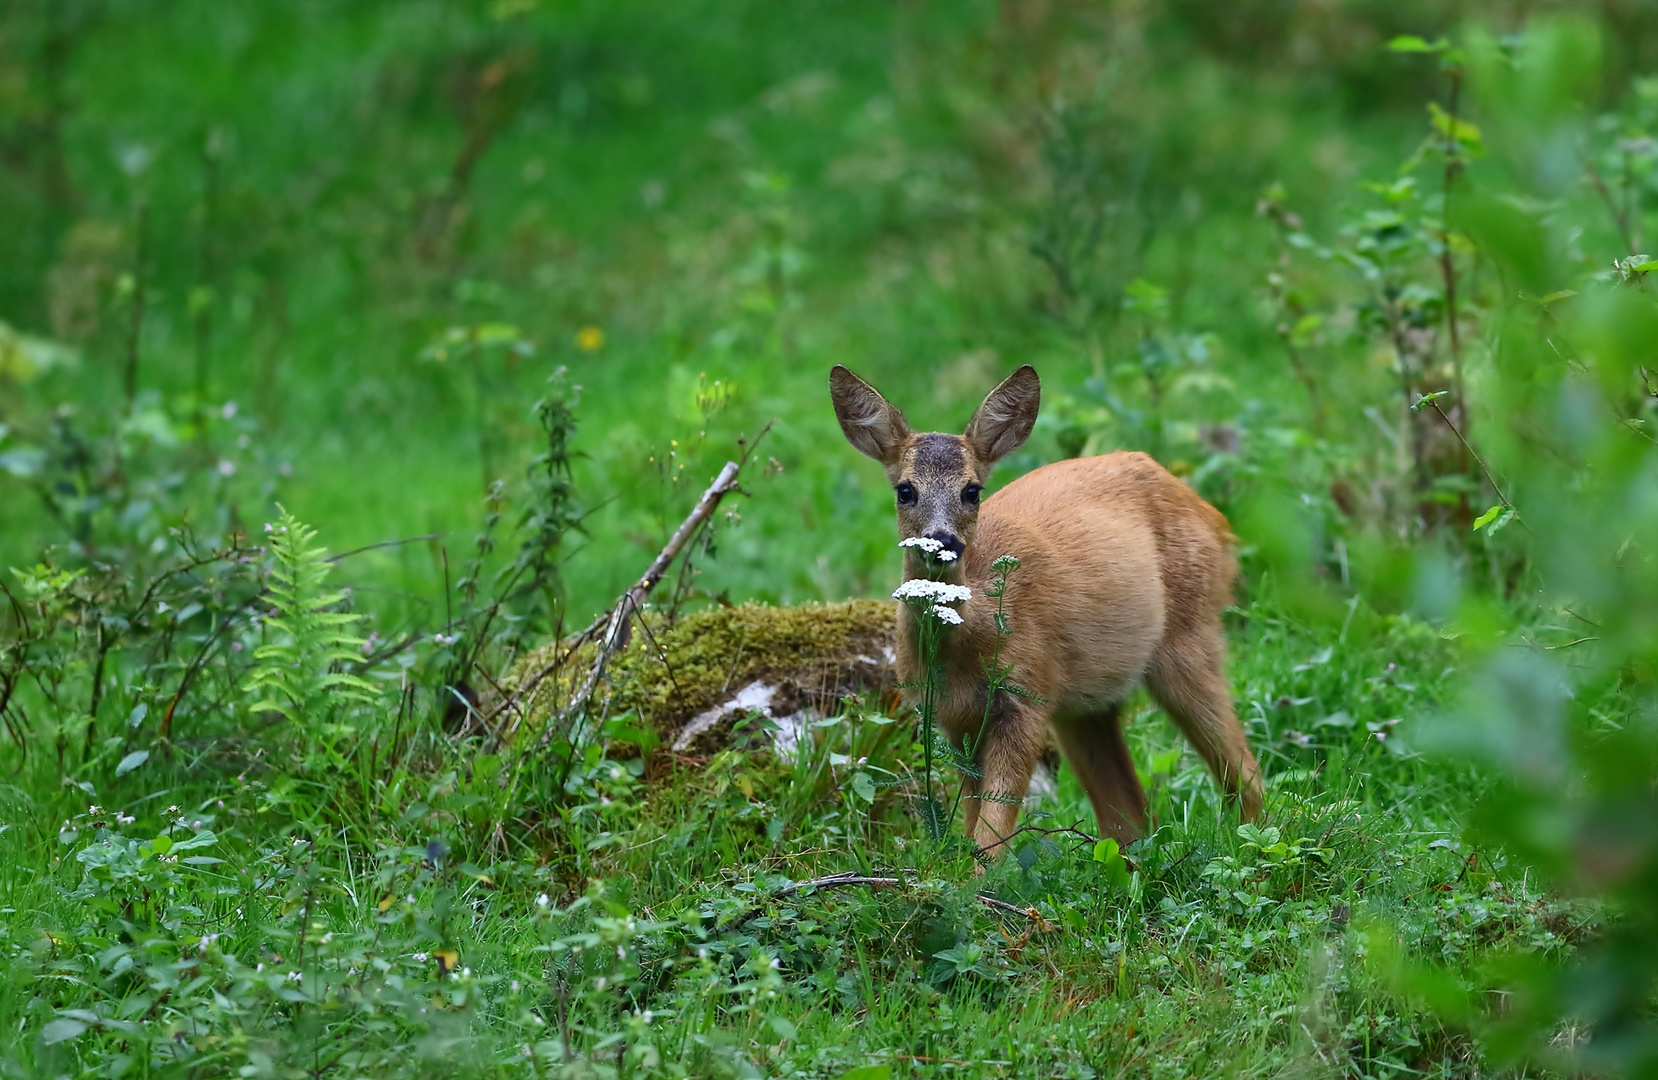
[123,203,148,409]
[538,460,743,749]
[1581,149,1636,256]
[725,869,1058,929]
[490,613,605,739]
[1439,67,1468,471]
[1424,398,1515,513]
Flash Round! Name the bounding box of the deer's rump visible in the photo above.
[964,451,1236,711]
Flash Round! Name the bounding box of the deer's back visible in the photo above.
[964,451,1236,709]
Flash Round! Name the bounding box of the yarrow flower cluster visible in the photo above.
[892,579,972,605]
[899,536,957,562]
[931,605,963,625]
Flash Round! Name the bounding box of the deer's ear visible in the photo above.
[830,365,911,465]
[965,365,1040,465]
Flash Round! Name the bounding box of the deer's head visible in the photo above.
[829,364,1040,566]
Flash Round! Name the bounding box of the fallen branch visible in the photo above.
[725,869,1056,930]
[488,612,605,739]
[539,460,744,750]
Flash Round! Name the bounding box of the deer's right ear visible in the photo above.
[829,365,911,465]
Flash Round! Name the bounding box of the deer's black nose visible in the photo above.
[927,531,965,558]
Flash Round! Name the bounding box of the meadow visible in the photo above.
[0,1,1655,1076]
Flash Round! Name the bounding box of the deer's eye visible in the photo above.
[895,482,917,506]
[962,484,982,505]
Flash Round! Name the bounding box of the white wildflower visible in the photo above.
[899,536,943,554]
[935,549,958,562]
[931,605,963,625]
[892,579,972,605]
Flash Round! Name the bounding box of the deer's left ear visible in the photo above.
[965,365,1040,465]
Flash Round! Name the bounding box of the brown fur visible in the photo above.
[830,364,1264,859]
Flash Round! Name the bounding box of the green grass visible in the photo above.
[0,591,1586,1077]
[2,1,1654,1076]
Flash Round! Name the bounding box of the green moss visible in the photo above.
[500,600,897,740]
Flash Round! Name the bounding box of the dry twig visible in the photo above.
[725,869,1057,930]
[537,460,744,749]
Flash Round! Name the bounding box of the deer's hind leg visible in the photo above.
[1145,623,1264,820]
[1051,703,1147,845]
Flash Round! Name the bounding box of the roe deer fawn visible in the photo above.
[830,363,1264,859]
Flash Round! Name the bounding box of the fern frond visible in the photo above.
[243,507,379,731]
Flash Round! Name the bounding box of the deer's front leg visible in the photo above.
[968,704,1047,860]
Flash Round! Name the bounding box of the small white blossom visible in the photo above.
[931,605,963,625]
[935,549,958,562]
[899,536,943,554]
[892,579,972,605]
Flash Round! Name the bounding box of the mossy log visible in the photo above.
[496,600,900,753]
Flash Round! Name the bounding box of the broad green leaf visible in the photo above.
[1388,35,1446,53]
[1472,504,1505,530]
[41,1017,86,1044]
[170,829,217,852]
[837,1067,892,1080]
[1428,103,1484,154]
[850,771,876,804]
[114,749,149,777]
